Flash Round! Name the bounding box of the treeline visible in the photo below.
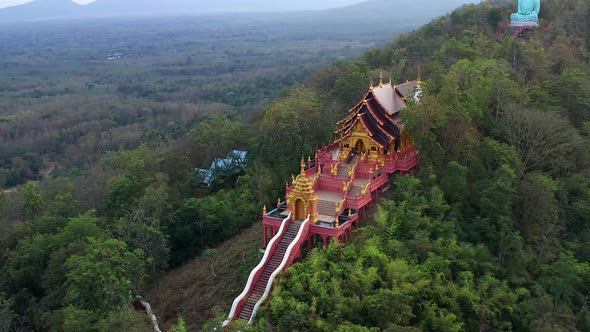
[203,0,590,331]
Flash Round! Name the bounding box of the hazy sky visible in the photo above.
[1,0,110,8]
[0,0,91,8]
[0,0,363,9]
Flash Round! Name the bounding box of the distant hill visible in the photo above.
[0,0,84,21]
[333,0,477,19]
[0,0,479,22]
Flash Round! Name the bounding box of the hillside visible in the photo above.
[192,0,589,331]
[143,222,263,331]
[247,0,590,331]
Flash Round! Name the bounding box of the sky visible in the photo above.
[0,0,92,8]
[0,0,363,9]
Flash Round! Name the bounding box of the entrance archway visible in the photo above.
[354,139,366,154]
[295,199,305,220]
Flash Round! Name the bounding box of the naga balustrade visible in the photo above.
[224,212,292,327]
[248,215,311,324]
[262,209,287,247]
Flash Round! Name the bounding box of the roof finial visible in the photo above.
[389,75,392,85]
[369,79,374,89]
[300,156,306,175]
[379,68,384,88]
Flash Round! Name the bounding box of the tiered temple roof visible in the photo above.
[336,81,417,148]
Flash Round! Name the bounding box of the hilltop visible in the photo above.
[146,0,590,330]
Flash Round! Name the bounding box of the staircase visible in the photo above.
[318,200,336,216]
[337,165,349,179]
[235,220,303,322]
[349,186,363,197]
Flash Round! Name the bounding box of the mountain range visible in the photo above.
[0,0,478,22]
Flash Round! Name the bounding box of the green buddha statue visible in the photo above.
[511,0,540,22]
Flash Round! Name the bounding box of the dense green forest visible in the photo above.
[2,0,590,331]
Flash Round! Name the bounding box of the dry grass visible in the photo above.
[143,222,263,331]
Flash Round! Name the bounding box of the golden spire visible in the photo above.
[348,208,352,217]
[263,205,267,215]
[300,157,306,175]
[278,198,281,207]
[379,68,384,88]
[318,164,322,174]
[389,76,392,85]
[369,79,374,89]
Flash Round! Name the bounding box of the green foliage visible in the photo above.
[251,87,334,183]
[170,315,188,332]
[331,61,372,108]
[167,188,258,266]
[191,114,247,167]
[61,305,151,332]
[19,182,45,221]
[64,238,145,314]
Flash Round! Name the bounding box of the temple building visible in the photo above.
[224,77,420,326]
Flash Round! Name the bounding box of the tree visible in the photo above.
[49,193,80,219]
[19,183,44,221]
[64,238,145,314]
[252,87,332,182]
[516,173,563,260]
[500,106,583,175]
[331,61,372,108]
[546,68,590,129]
[190,114,246,167]
[116,216,169,282]
[440,161,468,204]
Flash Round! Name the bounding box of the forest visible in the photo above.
[0,13,393,189]
[1,0,590,331]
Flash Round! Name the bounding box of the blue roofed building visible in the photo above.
[196,150,248,188]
